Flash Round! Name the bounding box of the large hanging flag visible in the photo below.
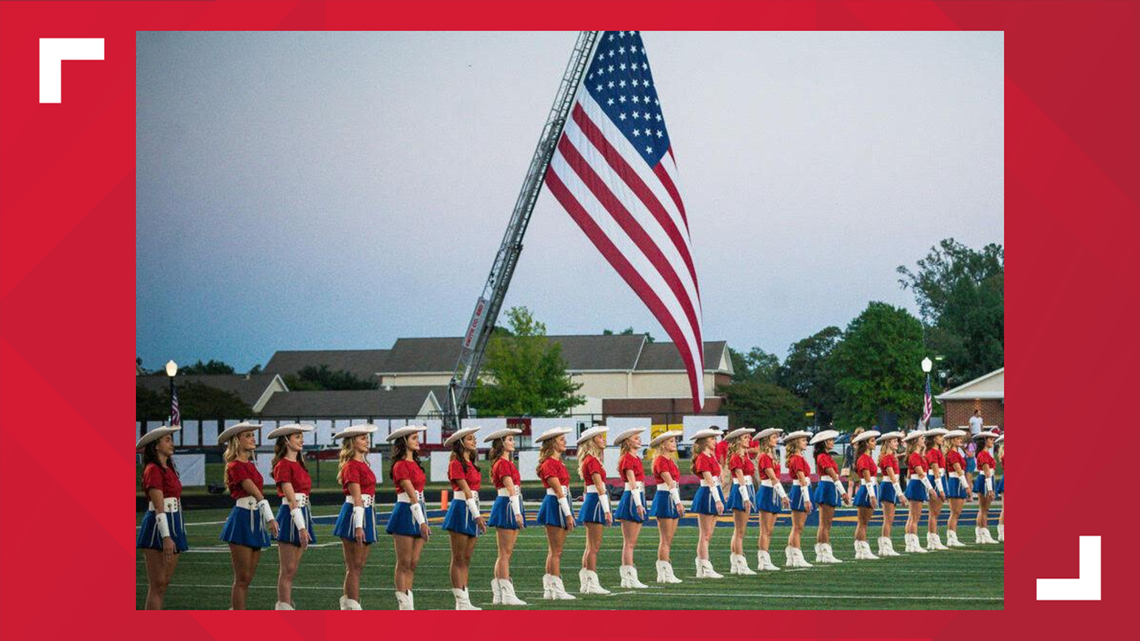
[545,31,705,412]
[170,384,181,426]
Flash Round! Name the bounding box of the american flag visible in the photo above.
[545,31,705,412]
[170,384,181,426]
[921,373,933,426]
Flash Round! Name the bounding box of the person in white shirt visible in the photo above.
[968,410,983,436]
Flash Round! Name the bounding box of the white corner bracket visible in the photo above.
[1036,536,1101,601]
[39,38,104,103]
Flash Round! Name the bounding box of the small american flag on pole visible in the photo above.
[545,31,705,412]
[170,385,181,426]
[921,373,933,427]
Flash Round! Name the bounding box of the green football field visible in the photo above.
[137,505,1003,610]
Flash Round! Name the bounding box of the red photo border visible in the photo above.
[1,1,1138,639]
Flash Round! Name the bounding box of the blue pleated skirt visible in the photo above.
[536,494,569,528]
[650,489,679,519]
[946,476,969,499]
[276,503,317,546]
[813,481,841,507]
[386,502,423,537]
[691,486,723,515]
[488,496,525,529]
[788,485,811,512]
[137,510,189,552]
[333,502,377,544]
[972,475,994,494]
[853,485,875,508]
[757,485,783,514]
[220,506,272,550]
[578,492,607,524]
[904,478,929,502]
[929,473,948,495]
[615,490,645,522]
[442,498,480,537]
[879,481,899,504]
[725,484,755,512]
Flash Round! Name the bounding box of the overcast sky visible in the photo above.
[136,31,1003,372]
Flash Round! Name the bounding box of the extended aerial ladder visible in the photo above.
[444,31,601,430]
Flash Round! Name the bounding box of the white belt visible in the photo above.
[395,491,424,504]
[743,477,754,486]
[860,480,876,487]
[819,476,836,484]
[346,495,375,507]
[585,486,600,494]
[948,472,963,479]
[909,475,927,484]
[497,488,514,497]
[545,488,563,496]
[235,496,258,510]
[147,497,181,513]
[700,480,718,488]
[759,479,778,488]
[624,481,645,492]
[284,493,308,508]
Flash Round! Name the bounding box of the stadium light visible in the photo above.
[165,360,178,377]
[921,357,933,373]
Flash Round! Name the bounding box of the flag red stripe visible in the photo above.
[571,104,702,304]
[653,159,688,232]
[545,166,703,412]
[556,134,704,355]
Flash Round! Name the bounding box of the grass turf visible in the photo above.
[137,506,1004,610]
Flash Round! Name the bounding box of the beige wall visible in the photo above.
[380,373,451,387]
[381,369,727,402]
[571,372,630,399]
[629,371,719,398]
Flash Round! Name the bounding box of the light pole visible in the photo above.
[921,357,932,429]
[165,360,178,425]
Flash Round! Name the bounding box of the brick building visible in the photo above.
[936,367,1004,431]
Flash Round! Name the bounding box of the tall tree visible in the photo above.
[830,303,926,430]
[719,380,807,430]
[728,346,781,384]
[180,359,237,375]
[778,326,843,425]
[897,238,1004,386]
[470,306,585,417]
[284,365,378,391]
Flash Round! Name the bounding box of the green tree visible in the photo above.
[135,385,168,421]
[728,346,781,384]
[248,363,263,375]
[719,380,807,430]
[283,365,378,391]
[603,326,655,342]
[778,326,843,425]
[470,306,584,417]
[179,381,252,419]
[180,359,236,375]
[830,303,926,430]
[897,239,1004,387]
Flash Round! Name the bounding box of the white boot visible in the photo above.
[338,595,347,610]
[578,568,590,593]
[394,591,412,610]
[980,527,999,544]
[927,532,949,550]
[491,578,502,605]
[878,537,900,557]
[408,591,415,610]
[998,524,1005,542]
[580,568,611,595]
[785,546,813,568]
[542,574,554,600]
[731,553,756,575]
[275,601,294,610]
[756,550,780,571]
[551,575,576,600]
[820,543,843,564]
[694,557,705,578]
[904,533,928,553]
[498,579,528,606]
[814,543,826,564]
[946,529,967,547]
[620,565,649,588]
[854,539,879,560]
[699,559,724,578]
[453,587,481,610]
[343,597,362,610]
[656,560,682,583]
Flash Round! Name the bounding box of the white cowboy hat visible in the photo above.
[266,423,314,439]
[944,429,968,439]
[782,430,812,442]
[689,428,721,441]
[444,426,481,446]
[136,425,180,450]
[879,431,905,442]
[853,430,881,444]
[923,428,948,437]
[217,422,262,443]
[333,423,378,440]
[534,426,571,443]
[612,427,646,445]
[996,434,1004,444]
[975,430,1000,440]
[649,430,683,448]
[809,429,839,445]
[483,428,523,443]
[724,427,754,441]
[902,431,924,442]
[755,427,783,440]
[577,426,609,445]
[386,425,427,442]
